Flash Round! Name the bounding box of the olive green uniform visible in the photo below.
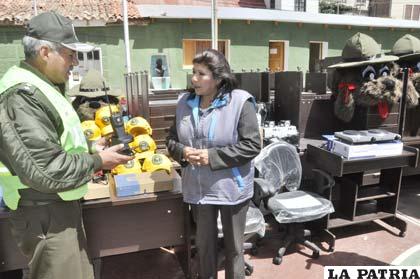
[0,62,101,279]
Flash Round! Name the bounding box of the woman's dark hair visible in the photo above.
[192,49,237,92]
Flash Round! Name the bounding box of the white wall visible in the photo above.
[265,0,319,13]
[281,0,295,11]
[306,0,320,13]
[390,0,418,19]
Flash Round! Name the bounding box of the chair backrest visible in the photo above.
[254,141,302,193]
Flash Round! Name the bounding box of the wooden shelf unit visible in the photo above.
[307,144,419,236]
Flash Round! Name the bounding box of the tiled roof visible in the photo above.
[133,0,266,9]
[0,0,141,25]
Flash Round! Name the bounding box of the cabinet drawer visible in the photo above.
[366,113,399,127]
[150,105,176,116]
[84,198,185,258]
[362,170,380,186]
[150,115,175,128]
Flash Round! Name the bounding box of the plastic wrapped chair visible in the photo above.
[217,201,266,276]
[253,141,334,265]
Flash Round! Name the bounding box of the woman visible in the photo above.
[166,49,261,279]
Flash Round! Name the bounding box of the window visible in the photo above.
[70,48,103,89]
[294,0,306,12]
[270,0,275,9]
[182,39,229,67]
[309,42,328,73]
[404,5,420,20]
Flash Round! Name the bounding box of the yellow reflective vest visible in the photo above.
[0,66,89,210]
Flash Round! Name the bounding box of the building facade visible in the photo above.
[264,0,320,13]
[0,1,419,91]
[390,0,420,20]
[369,0,391,17]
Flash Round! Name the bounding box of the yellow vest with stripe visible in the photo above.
[0,66,88,210]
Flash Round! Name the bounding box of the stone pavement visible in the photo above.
[2,176,419,279]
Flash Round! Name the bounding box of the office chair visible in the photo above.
[217,201,266,276]
[253,141,334,265]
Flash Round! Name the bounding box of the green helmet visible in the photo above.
[390,34,420,61]
[329,33,398,69]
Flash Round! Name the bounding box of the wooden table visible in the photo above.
[0,179,191,278]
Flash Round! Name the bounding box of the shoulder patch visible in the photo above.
[15,83,38,96]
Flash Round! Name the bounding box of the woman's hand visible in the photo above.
[183,146,209,166]
[196,149,209,166]
[183,147,209,166]
[183,146,200,165]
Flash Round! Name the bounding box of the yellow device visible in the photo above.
[81,120,101,141]
[142,154,172,173]
[112,159,142,175]
[125,116,152,136]
[95,105,120,129]
[129,134,157,159]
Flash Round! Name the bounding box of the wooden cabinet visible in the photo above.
[234,72,270,102]
[306,144,418,239]
[274,72,336,139]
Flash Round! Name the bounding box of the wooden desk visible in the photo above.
[307,144,419,249]
[0,181,191,278]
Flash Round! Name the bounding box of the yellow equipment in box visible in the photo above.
[109,169,179,198]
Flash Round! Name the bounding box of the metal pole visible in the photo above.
[398,67,409,136]
[211,0,218,50]
[32,0,38,15]
[122,0,132,73]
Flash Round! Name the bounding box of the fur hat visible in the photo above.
[329,33,398,69]
[390,63,420,108]
[330,34,403,122]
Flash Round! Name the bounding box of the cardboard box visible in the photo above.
[111,170,176,198]
[84,181,111,200]
[330,139,403,159]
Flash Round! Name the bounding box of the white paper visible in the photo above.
[278,194,322,209]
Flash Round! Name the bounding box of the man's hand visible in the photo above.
[98,144,134,170]
[94,137,109,152]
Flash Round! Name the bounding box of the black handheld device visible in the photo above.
[103,82,133,156]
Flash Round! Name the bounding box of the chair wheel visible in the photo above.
[245,265,254,276]
[312,250,320,259]
[250,247,258,256]
[399,231,406,237]
[273,256,282,265]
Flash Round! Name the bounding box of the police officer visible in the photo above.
[0,11,133,279]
